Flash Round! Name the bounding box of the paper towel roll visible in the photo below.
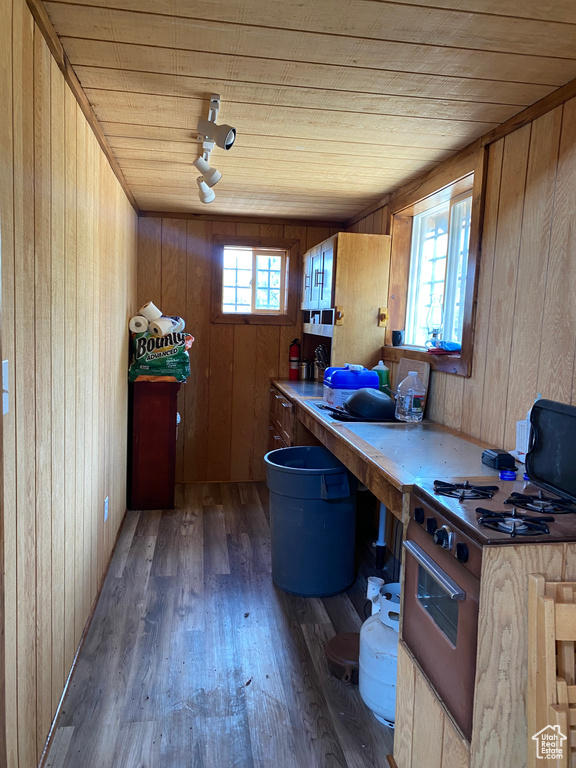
[139,301,162,322]
[170,316,185,332]
[129,315,149,333]
[150,317,177,337]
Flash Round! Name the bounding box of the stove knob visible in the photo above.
[426,517,438,535]
[433,525,454,550]
[414,507,425,524]
[456,542,469,563]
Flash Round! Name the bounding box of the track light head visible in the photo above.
[197,117,236,151]
[196,177,215,204]
[193,156,222,187]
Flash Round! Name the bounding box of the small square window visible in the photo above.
[211,235,300,326]
[220,247,287,314]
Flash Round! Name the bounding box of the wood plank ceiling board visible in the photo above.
[42,0,576,219]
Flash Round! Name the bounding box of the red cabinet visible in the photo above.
[128,382,180,510]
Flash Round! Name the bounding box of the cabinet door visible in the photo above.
[318,240,335,309]
[310,247,323,308]
[129,382,180,510]
[301,251,313,309]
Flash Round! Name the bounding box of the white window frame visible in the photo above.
[405,192,473,347]
[222,246,287,315]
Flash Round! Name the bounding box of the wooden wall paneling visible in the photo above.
[442,374,464,431]
[63,86,77,671]
[538,99,576,405]
[50,54,66,713]
[386,216,411,346]
[394,643,415,768]
[426,371,447,424]
[460,141,503,438]
[441,717,470,768]
[480,126,530,448]
[14,1,37,764]
[236,221,261,239]
[183,219,212,482]
[96,160,106,572]
[2,2,140,758]
[502,107,562,448]
[96,150,108,585]
[411,669,443,768]
[259,223,283,239]
[1,0,16,762]
[563,544,576,581]
[306,226,332,251]
[252,325,281,478]
[471,545,564,768]
[229,325,258,481]
[372,207,385,235]
[205,221,236,481]
[207,324,234,481]
[85,126,97,614]
[137,216,162,309]
[160,218,188,481]
[34,32,53,756]
[74,106,87,646]
[280,224,306,378]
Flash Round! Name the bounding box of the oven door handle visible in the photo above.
[403,541,465,600]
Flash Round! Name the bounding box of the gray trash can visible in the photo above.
[264,446,357,597]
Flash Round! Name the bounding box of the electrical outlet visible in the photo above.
[104,496,109,522]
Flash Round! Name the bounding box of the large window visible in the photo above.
[405,194,472,347]
[386,148,486,377]
[222,247,286,314]
[211,235,300,325]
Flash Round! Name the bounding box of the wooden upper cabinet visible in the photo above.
[301,232,391,370]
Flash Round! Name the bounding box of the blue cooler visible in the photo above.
[323,364,379,408]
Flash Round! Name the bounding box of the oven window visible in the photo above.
[417,564,458,645]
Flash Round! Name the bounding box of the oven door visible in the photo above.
[402,520,480,741]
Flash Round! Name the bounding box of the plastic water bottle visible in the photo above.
[395,371,426,422]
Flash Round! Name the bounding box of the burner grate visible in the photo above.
[476,507,554,537]
[504,491,576,515]
[434,480,500,501]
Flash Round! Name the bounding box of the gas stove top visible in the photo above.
[415,477,576,545]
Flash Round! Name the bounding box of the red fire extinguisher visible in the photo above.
[289,338,301,380]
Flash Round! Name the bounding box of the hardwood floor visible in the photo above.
[44,483,394,768]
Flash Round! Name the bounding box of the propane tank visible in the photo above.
[359,582,400,727]
[289,338,301,381]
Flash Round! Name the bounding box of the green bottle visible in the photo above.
[372,360,392,396]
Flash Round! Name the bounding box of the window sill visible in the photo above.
[212,311,296,326]
[383,345,469,376]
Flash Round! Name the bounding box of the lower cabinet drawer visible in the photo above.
[268,423,288,452]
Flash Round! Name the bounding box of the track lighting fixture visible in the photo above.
[194,94,237,204]
[196,177,215,204]
[197,118,236,151]
[193,156,222,187]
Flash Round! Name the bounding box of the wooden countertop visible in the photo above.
[272,379,500,520]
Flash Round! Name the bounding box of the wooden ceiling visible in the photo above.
[43,0,576,221]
